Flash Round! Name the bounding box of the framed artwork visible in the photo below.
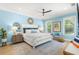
[27,17,33,24]
[53,21,61,32]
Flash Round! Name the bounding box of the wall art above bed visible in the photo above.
[27,17,34,24]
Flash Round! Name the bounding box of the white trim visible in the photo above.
[0,8,43,20]
[0,8,25,16]
[45,21,52,33]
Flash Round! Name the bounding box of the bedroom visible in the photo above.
[0,3,78,55]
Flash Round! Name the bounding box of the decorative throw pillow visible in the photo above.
[54,36,65,42]
[26,30,31,33]
[57,38,65,42]
[31,29,37,33]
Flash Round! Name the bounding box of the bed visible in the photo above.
[22,28,52,48]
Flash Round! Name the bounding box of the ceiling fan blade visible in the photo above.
[41,9,52,16]
[48,10,52,12]
[44,10,52,13]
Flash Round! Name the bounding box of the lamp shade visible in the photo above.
[39,27,44,32]
[12,27,17,35]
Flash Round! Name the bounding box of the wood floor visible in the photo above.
[0,40,68,55]
[0,42,32,55]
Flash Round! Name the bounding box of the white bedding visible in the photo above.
[23,33,52,48]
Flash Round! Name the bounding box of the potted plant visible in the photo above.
[0,28,7,46]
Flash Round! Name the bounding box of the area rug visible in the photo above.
[26,40,66,55]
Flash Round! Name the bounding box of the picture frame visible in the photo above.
[27,17,33,24]
[53,21,61,32]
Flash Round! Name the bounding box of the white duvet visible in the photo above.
[23,33,52,48]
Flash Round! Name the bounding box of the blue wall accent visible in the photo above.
[45,12,78,41]
[0,10,44,44]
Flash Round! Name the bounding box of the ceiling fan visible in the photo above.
[42,9,52,16]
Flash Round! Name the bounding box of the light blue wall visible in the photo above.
[0,10,44,44]
[45,12,78,41]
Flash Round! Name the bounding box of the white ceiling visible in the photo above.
[0,3,77,20]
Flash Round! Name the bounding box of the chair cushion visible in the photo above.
[53,36,65,42]
[57,38,65,42]
[74,37,79,43]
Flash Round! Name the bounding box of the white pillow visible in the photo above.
[26,30,31,33]
[37,29,40,33]
[31,29,40,33]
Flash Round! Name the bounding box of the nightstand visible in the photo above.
[12,34,24,43]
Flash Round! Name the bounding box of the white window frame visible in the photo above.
[63,16,77,36]
[45,21,52,33]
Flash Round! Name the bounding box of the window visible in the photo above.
[47,22,52,33]
[64,16,76,34]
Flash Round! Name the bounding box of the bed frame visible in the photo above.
[23,28,38,33]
